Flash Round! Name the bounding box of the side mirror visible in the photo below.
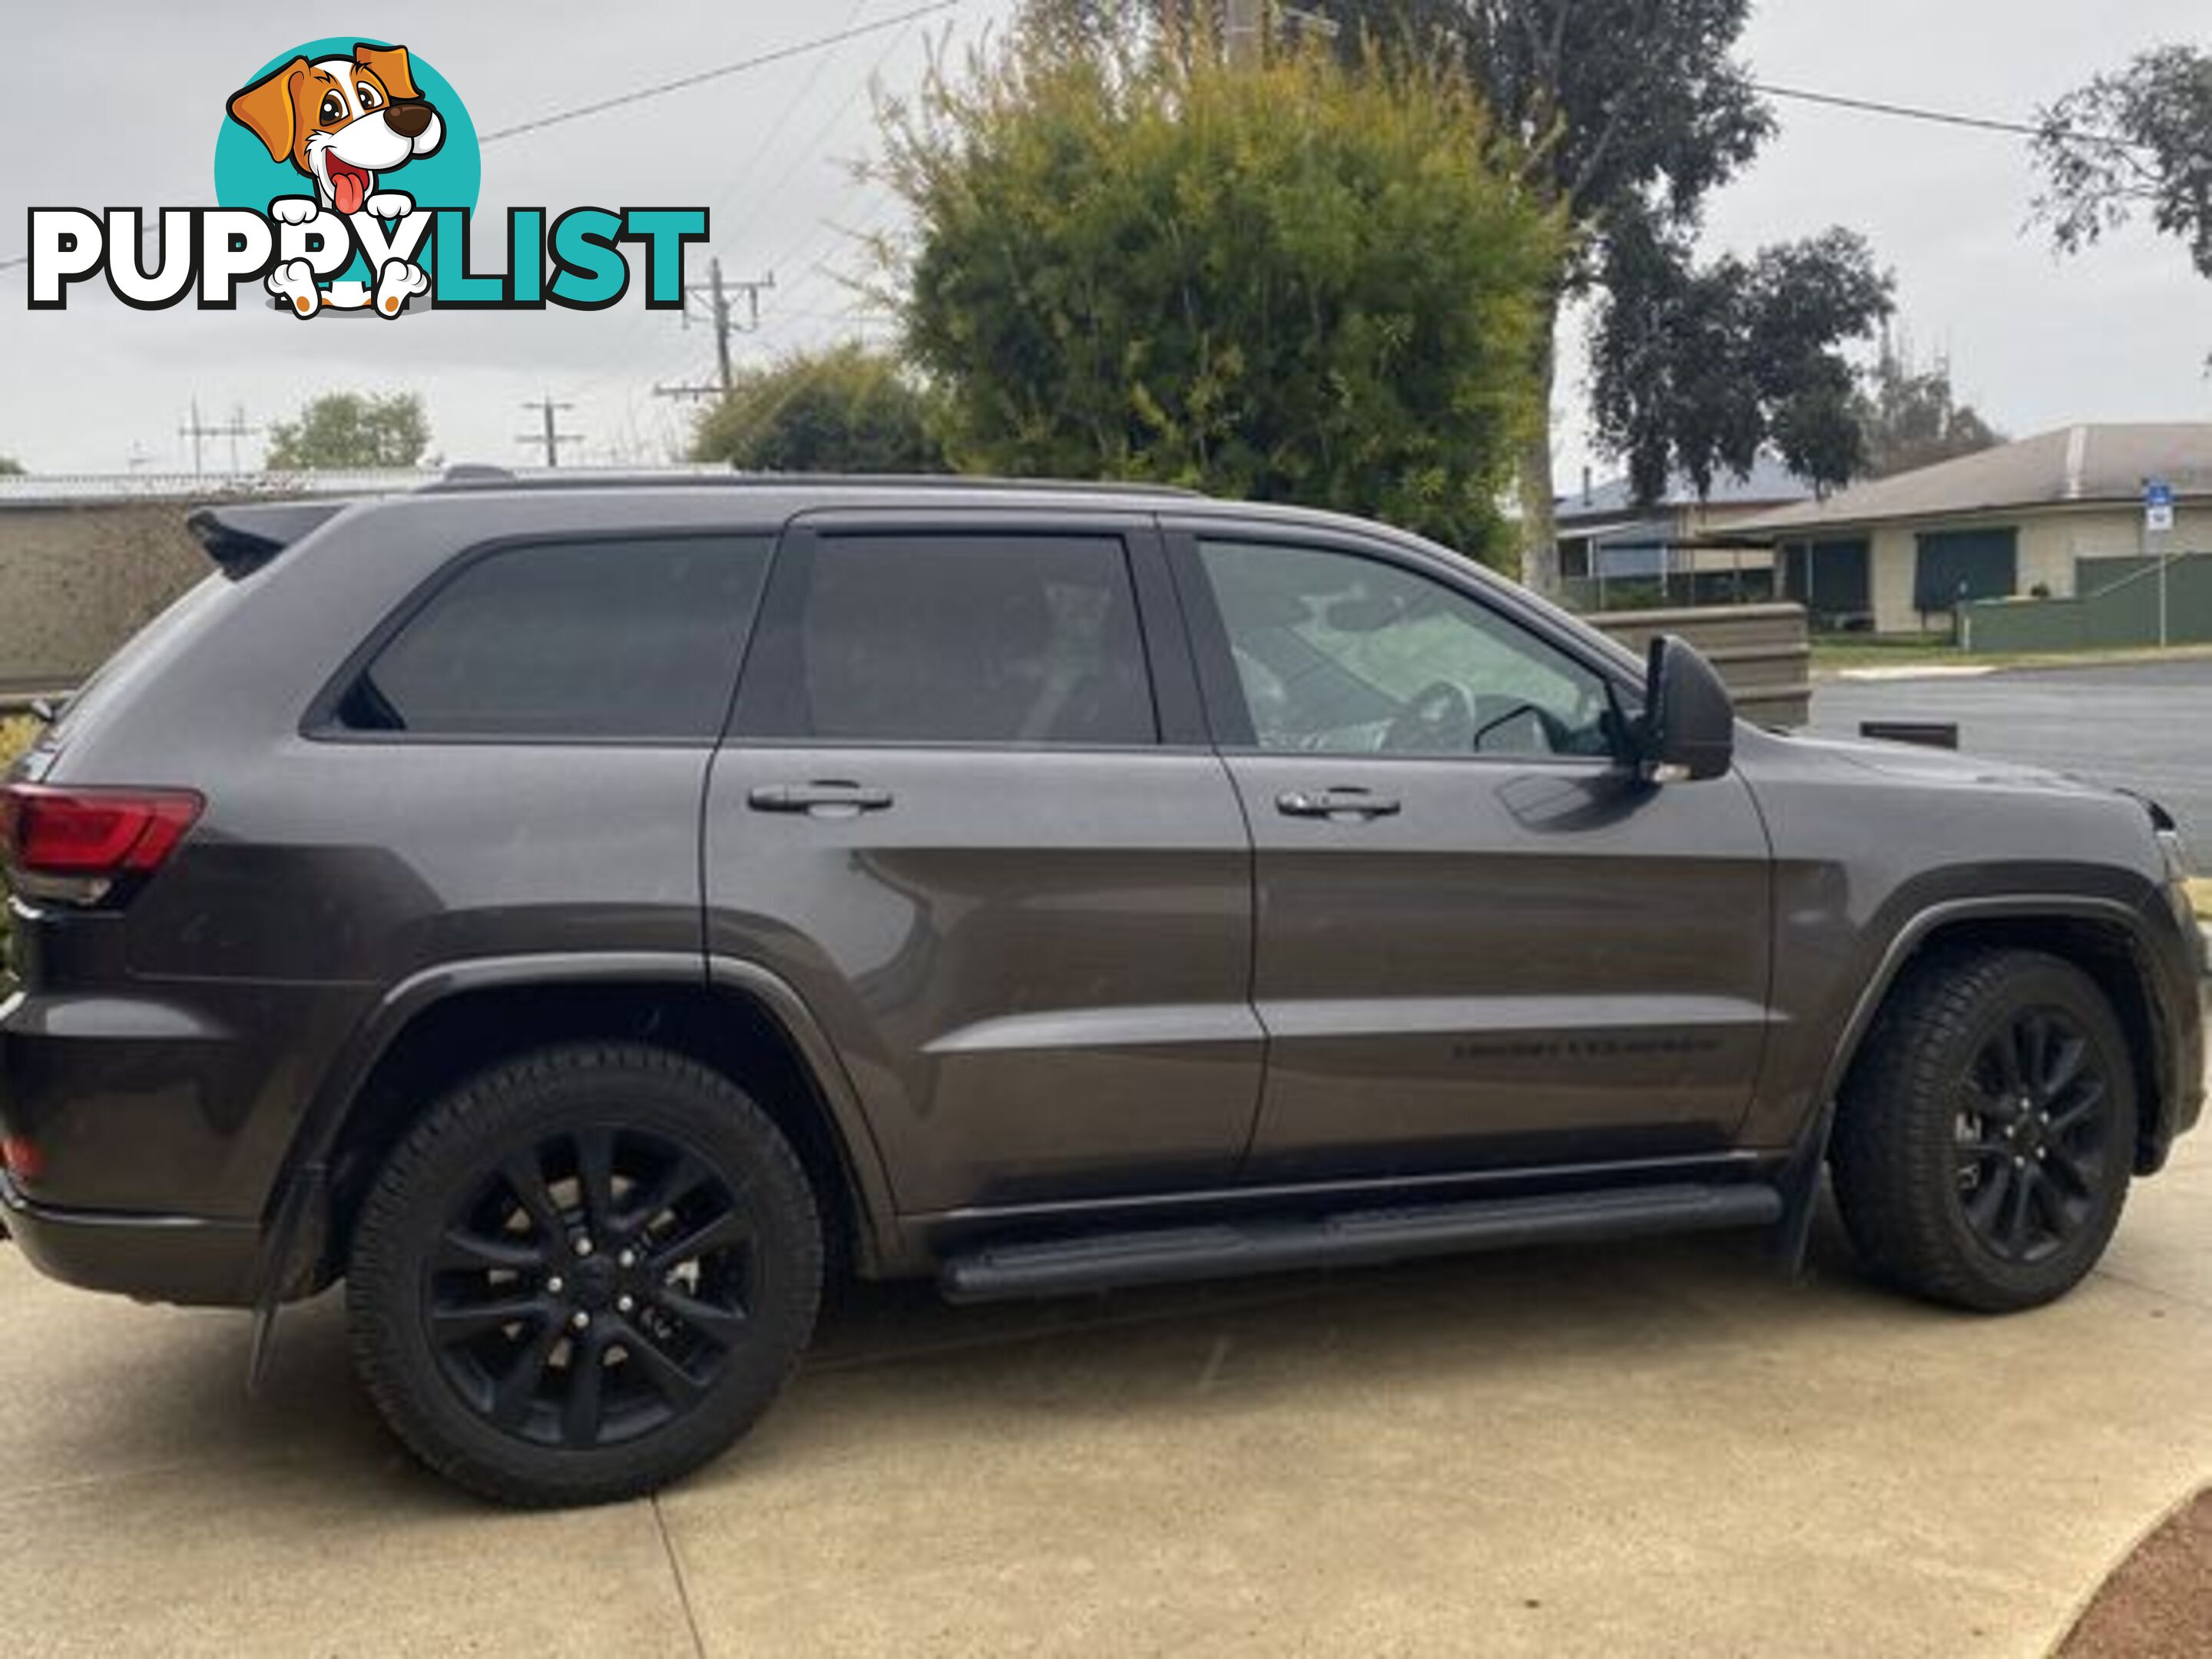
[1640,635,1734,782]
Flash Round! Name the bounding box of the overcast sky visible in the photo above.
[2,0,2206,484]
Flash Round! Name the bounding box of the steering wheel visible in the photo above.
[1472,696,1576,755]
[1384,679,1476,753]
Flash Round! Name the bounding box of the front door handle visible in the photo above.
[1276,787,1402,821]
[747,780,895,817]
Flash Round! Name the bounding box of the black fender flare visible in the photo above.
[260,950,902,1294]
[1773,892,2174,1272]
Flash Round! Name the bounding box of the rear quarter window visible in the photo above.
[337,535,772,741]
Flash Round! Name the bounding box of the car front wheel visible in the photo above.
[1832,947,2134,1313]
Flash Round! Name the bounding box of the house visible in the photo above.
[1555,454,1811,608]
[1730,424,2212,634]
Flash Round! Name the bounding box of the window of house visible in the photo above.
[1914,528,2018,614]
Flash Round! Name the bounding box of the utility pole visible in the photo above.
[177,396,230,478]
[515,396,582,468]
[1226,0,1265,68]
[655,258,774,402]
[214,406,259,475]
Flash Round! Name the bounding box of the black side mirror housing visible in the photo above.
[1640,635,1735,782]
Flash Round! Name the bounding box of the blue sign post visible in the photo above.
[2145,481,2177,644]
[2146,479,2176,533]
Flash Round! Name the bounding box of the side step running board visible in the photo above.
[939,1182,1783,1303]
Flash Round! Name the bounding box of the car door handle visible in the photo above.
[1276,787,1402,820]
[747,780,895,817]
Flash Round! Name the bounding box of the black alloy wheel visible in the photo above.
[1832,948,2134,1313]
[349,1045,822,1506]
[1949,1007,2115,1266]
[429,1125,756,1451]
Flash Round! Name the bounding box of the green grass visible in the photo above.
[1812,634,2212,677]
[1809,632,1959,672]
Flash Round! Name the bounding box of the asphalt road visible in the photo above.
[1813,659,2212,863]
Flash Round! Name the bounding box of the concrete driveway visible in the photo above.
[3,1134,2207,1657]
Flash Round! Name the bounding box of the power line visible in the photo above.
[0,5,966,273]
[557,3,892,403]
[1750,81,2151,154]
[5,50,2150,283]
[703,0,877,223]
[475,2,960,144]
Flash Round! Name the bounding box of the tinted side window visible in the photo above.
[1196,539,1617,759]
[738,532,1157,746]
[346,536,770,739]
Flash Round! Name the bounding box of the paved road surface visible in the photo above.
[1814,659,2212,863]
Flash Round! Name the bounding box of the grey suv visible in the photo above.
[2,473,2202,1506]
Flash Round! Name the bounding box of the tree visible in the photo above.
[0,456,23,475]
[1063,2,1789,587]
[1590,224,1891,502]
[873,24,1561,565]
[690,343,945,473]
[2034,45,2212,283]
[1852,332,2004,479]
[263,392,429,470]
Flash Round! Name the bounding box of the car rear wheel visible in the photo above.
[346,1043,822,1506]
[1832,947,2134,1312]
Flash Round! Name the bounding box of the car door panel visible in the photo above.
[704,513,1263,1216]
[1228,753,1772,1175]
[1169,522,1776,1181]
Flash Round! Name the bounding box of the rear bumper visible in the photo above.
[0,1170,260,1306]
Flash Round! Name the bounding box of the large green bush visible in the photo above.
[875,27,1561,566]
[688,343,945,474]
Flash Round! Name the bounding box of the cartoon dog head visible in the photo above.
[227,44,443,216]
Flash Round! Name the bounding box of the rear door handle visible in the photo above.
[747,780,895,817]
[1276,787,1401,820]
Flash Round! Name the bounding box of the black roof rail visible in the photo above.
[416,465,1204,499]
[186,500,352,574]
[435,462,515,485]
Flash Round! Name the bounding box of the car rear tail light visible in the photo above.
[0,783,204,902]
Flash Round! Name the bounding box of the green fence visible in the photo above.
[1959,554,2212,653]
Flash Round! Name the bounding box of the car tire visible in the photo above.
[1831,948,2134,1313]
[346,1043,823,1507]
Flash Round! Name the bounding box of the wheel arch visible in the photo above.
[280,953,901,1292]
[1820,897,2174,1175]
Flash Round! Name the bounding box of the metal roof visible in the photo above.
[1732,423,2212,538]
[1557,453,1812,524]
